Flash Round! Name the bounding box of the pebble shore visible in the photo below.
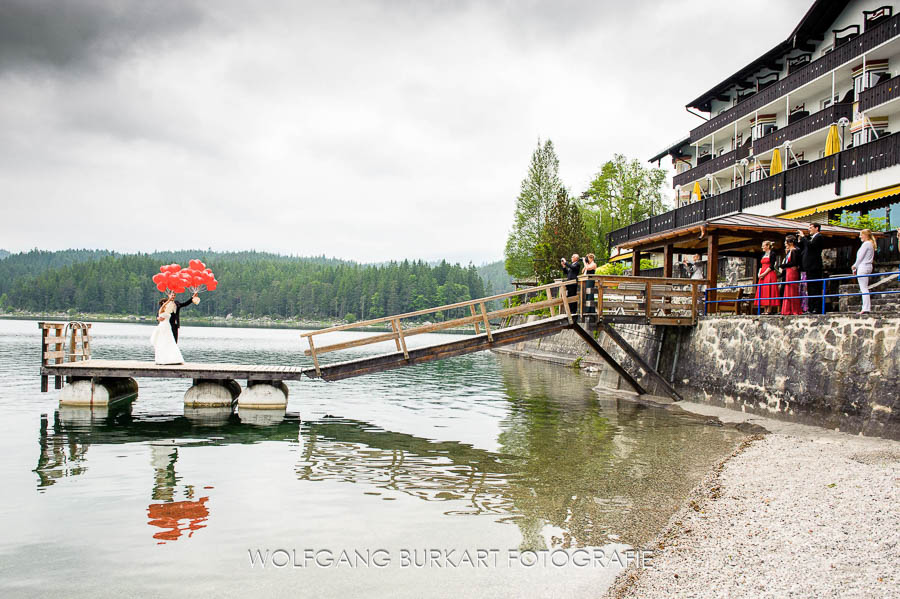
[605,405,900,599]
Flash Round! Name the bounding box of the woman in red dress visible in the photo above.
[755,241,780,314]
[781,235,803,315]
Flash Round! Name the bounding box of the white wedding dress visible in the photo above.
[150,307,185,365]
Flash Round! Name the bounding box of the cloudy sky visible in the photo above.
[0,0,808,264]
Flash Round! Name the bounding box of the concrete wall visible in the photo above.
[497,314,900,439]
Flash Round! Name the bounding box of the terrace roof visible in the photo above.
[618,212,871,255]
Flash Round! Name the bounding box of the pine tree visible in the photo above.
[504,139,565,280]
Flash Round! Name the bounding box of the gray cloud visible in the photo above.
[0,0,206,74]
[0,0,810,263]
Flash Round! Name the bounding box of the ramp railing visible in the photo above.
[300,280,576,375]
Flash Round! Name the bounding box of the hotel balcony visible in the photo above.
[610,132,900,249]
[688,12,900,145]
[673,103,854,189]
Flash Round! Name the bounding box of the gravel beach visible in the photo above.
[605,404,900,599]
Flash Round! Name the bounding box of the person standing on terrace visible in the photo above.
[797,223,825,314]
[755,241,781,315]
[852,229,876,314]
[560,254,582,312]
[781,235,803,316]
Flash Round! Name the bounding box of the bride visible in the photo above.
[150,297,185,365]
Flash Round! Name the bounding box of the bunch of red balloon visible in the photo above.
[151,260,218,294]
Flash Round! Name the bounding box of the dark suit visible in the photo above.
[798,233,825,313]
[561,259,582,312]
[169,298,195,343]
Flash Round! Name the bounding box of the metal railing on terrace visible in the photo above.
[609,133,900,249]
[703,271,900,315]
[689,13,900,144]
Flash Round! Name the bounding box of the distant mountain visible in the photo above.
[477,260,513,295]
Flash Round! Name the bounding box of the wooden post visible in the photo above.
[707,232,719,314]
[393,318,409,360]
[578,279,585,316]
[598,281,605,318]
[390,319,403,353]
[561,283,573,324]
[469,305,480,334]
[632,250,642,276]
[307,336,321,376]
[644,281,652,320]
[479,302,493,343]
[691,282,699,324]
[39,323,48,392]
[663,244,674,278]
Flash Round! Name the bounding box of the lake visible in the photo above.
[0,319,743,598]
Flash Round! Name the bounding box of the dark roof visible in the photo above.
[649,136,691,163]
[687,0,848,112]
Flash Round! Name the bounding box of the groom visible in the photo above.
[166,290,199,343]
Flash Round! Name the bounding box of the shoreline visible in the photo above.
[604,400,900,598]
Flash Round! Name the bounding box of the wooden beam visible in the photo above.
[632,250,642,276]
[570,324,645,395]
[663,244,674,278]
[707,231,719,314]
[597,322,683,402]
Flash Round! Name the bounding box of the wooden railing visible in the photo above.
[672,145,750,188]
[300,280,576,375]
[753,103,853,154]
[39,321,92,392]
[858,74,900,111]
[577,275,705,325]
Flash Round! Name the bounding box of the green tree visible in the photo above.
[581,154,669,263]
[829,212,888,230]
[532,190,589,283]
[505,139,565,280]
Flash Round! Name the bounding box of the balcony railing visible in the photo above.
[608,133,900,249]
[672,145,750,187]
[753,103,854,154]
[672,104,852,188]
[688,13,900,144]
[858,74,900,111]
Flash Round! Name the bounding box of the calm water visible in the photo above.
[0,319,742,598]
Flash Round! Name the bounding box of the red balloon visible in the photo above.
[166,263,181,273]
[206,279,218,291]
[152,273,165,284]
[156,282,166,292]
[159,265,168,273]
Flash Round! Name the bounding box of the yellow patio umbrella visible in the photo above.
[770,148,783,175]
[691,181,702,202]
[824,124,841,156]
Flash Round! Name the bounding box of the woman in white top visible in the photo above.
[851,229,876,314]
[150,298,185,364]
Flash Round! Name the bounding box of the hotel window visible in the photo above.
[751,117,776,140]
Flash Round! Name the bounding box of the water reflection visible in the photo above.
[35,363,741,553]
[147,444,212,543]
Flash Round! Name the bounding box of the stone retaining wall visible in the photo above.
[496,314,900,438]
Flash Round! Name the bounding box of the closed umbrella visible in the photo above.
[770,148,783,175]
[824,124,841,156]
[691,181,702,202]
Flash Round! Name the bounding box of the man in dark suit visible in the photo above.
[560,254,582,313]
[165,290,199,342]
[797,223,825,314]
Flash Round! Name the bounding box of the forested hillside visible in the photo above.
[476,261,513,295]
[0,250,488,321]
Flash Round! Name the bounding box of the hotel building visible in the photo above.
[610,0,900,256]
